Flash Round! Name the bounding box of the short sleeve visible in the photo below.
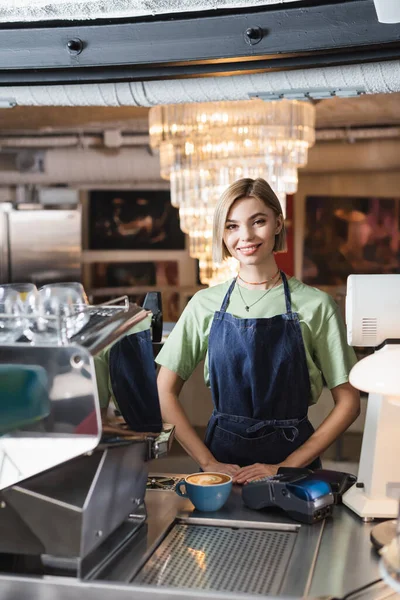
[155,296,209,381]
[313,306,358,390]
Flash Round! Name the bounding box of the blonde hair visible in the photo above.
[212,178,287,263]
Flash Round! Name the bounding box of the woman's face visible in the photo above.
[223,196,282,267]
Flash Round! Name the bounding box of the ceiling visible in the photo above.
[0,92,399,136]
[315,92,400,129]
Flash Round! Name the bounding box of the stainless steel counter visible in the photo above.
[310,503,381,598]
[128,486,391,599]
[97,486,324,597]
[0,480,397,600]
[73,482,396,599]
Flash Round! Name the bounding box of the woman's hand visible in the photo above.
[233,463,279,484]
[203,460,241,477]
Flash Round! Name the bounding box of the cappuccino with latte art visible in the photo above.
[175,472,232,511]
[186,473,231,486]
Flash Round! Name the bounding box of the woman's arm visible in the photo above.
[281,381,360,467]
[234,381,360,483]
[157,366,240,476]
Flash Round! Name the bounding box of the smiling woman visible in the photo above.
[224,205,280,259]
[156,177,361,484]
[215,178,285,268]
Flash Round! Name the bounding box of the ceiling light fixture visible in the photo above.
[149,99,315,285]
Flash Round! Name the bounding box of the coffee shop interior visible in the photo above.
[2,95,394,468]
[2,72,400,472]
[1,1,400,599]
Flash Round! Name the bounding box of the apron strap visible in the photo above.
[280,271,292,314]
[220,278,237,313]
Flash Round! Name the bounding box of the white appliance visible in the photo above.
[343,274,400,519]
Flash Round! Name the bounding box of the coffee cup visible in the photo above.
[175,472,232,512]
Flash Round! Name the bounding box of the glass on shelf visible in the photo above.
[0,282,91,345]
[39,282,89,309]
[0,287,26,343]
[33,283,90,344]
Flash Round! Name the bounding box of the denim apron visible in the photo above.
[109,329,162,433]
[204,272,320,468]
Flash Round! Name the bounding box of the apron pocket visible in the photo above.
[209,419,314,467]
[211,425,286,466]
[214,425,279,445]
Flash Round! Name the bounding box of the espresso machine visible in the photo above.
[0,290,174,580]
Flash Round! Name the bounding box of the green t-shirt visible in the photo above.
[94,314,152,410]
[155,277,357,405]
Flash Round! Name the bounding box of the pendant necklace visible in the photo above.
[236,273,281,312]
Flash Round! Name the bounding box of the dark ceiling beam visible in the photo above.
[0,0,399,85]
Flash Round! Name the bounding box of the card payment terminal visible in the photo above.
[242,472,334,524]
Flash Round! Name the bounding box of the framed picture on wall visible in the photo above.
[88,189,185,250]
[92,261,179,288]
[302,195,400,286]
[93,262,156,288]
[162,291,181,322]
[155,261,179,286]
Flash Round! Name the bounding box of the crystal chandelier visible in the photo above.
[149,99,315,286]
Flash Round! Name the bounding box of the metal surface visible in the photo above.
[0,343,101,490]
[80,515,147,581]
[95,486,324,597]
[146,475,180,491]
[0,576,281,600]
[1,444,148,572]
[150,426,175,460]
[0,483,396,600]
[99,426,175,462]
[8,209,81,285]
[309,506,382,598]
[172,494,325,598]
[95,483,386,598]
[0,293,156,490]
[81,444,148,561]
[134,522,296,595]
[94,490,188,583]
[0,1,400,83]
[0,497,45,555]
[70,303,149,356]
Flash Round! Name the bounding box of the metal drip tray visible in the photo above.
[134,522,297,595]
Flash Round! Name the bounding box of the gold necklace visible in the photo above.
[236,275,281,312]
[238,267,280,286]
